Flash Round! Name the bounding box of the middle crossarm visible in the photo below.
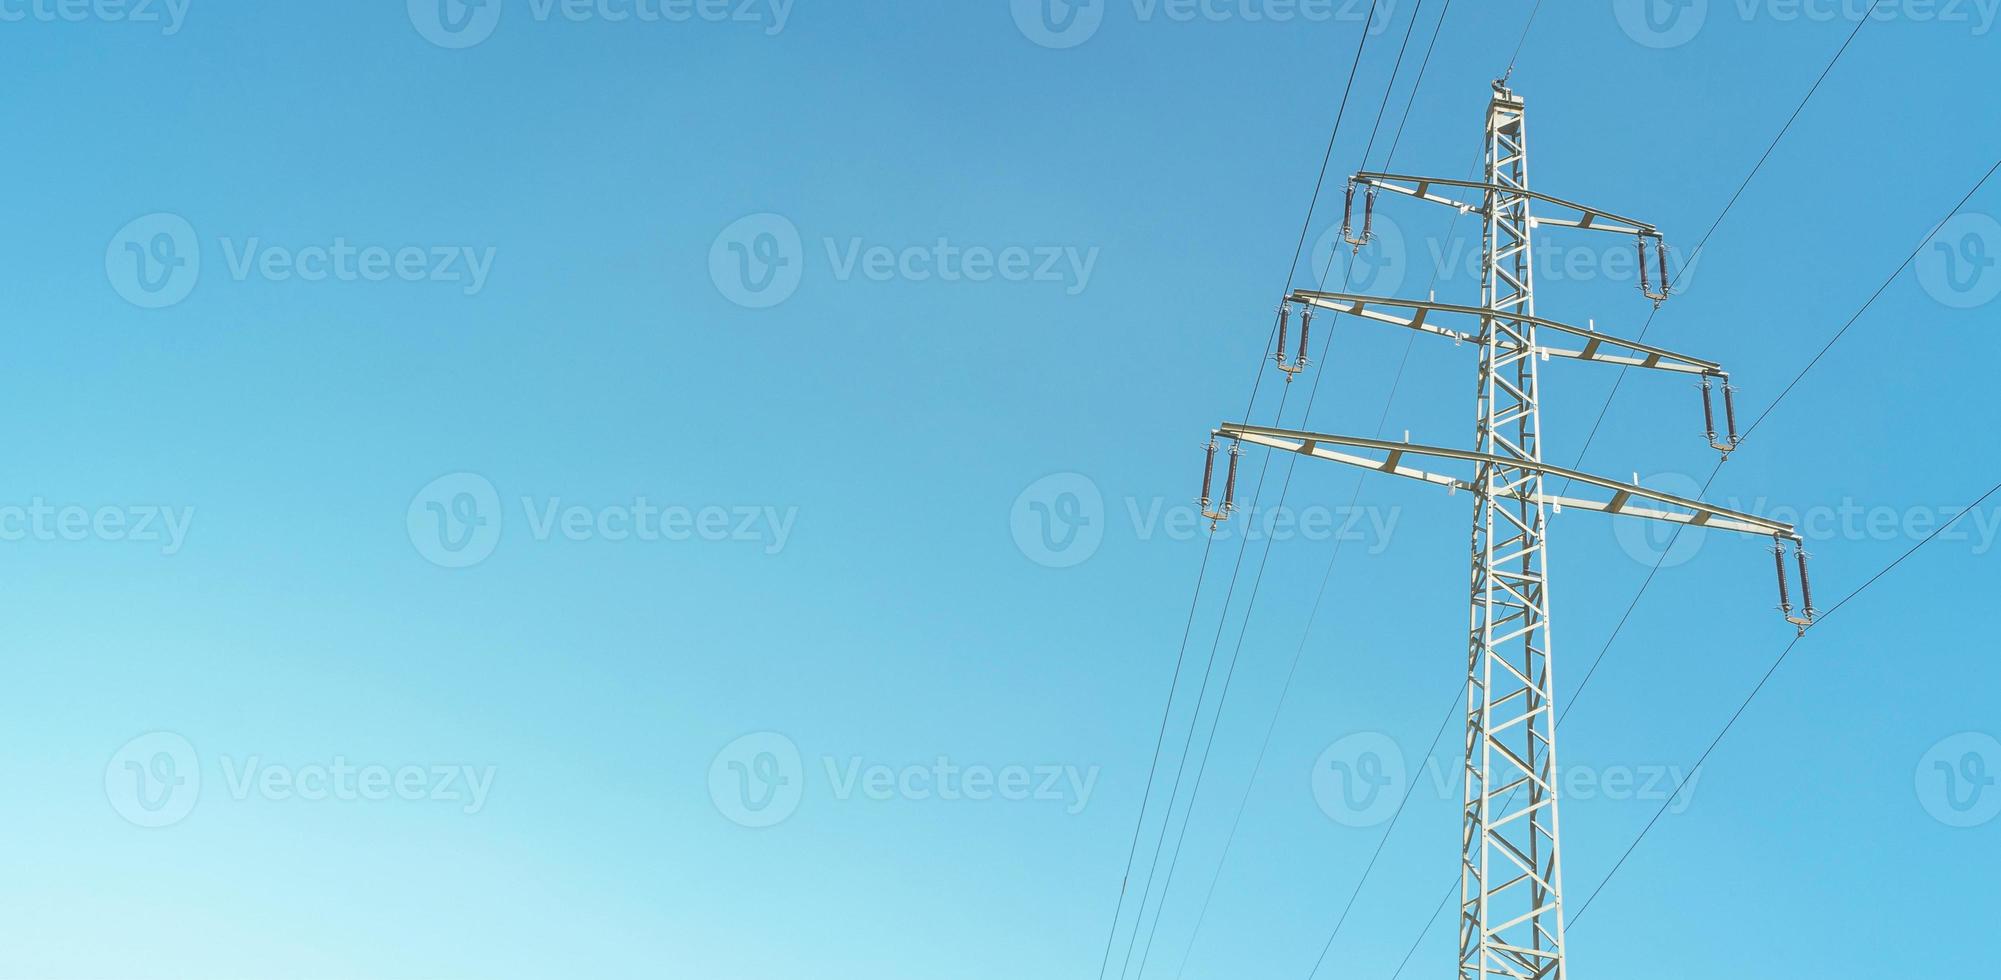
[1354,170,1660,237]
[1290,289,1724,378]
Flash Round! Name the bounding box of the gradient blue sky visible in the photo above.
[0,2,1996,977]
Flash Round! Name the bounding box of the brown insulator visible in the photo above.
[1795,547,1816,617]
[1200,439,1217,509]
[1275,304,1290,365]
[1223,441,1242,514]
[1773,540,1793,615]
[1701,377,1719,444]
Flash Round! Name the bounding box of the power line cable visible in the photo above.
[1094,8,1392,976]
[1569,475,2001,925]
[1134,2,1477,973]
[1559,1,1882,493]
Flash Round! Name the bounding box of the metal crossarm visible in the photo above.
[1354,170,1660,237]
[1215,423,1800,540]
[1289,290,1724,377]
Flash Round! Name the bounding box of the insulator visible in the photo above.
[1296,307,1313,367]
[1638,235,1669,304]
[1343,183,1375,250]
[1223,441,1241,514]
[1200,439,1218,509]
[1773,539,1793,615]
[1722,383,1741,446]
[1700,377,1719,444]
[1274,304,1290,366]
[1795,546,1817,617]
[1357,190,1376,251]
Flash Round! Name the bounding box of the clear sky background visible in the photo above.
[0,1,1997,977]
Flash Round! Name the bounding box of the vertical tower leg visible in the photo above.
[1460,81,1569,980]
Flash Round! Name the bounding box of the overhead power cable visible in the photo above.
[1092,7,1389,978]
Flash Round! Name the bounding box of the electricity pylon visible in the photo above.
[1196,81,1817,980]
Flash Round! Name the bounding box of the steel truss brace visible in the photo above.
[1214,422,1800,542]
[1353,170,1660,237]
[1289,289,1723,378]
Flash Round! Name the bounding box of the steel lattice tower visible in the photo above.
[1461,83,1567,980]
[1196,80,1820,980]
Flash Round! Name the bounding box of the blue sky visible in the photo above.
[0,1,1996,977]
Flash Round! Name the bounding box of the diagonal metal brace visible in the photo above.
[1216,422,1801,541]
